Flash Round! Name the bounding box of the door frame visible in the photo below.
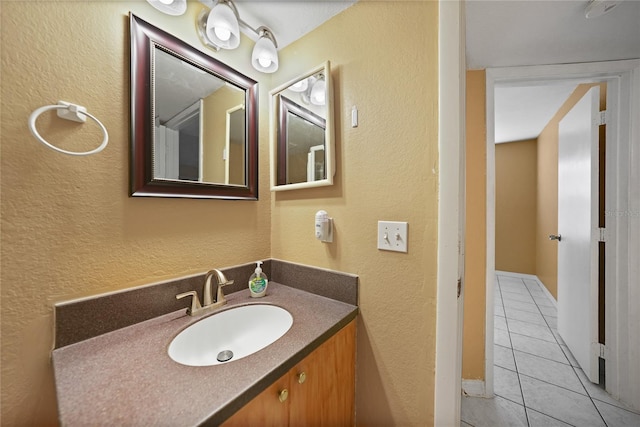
[434,1,465,425]
[485,59,640,408]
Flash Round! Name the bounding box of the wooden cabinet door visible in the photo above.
[222,370,290,427]
[222,319,356,427]
[289,320,356,427]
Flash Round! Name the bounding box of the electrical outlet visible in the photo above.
[377,221,408,253]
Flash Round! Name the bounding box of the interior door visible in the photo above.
[557,86,600,383]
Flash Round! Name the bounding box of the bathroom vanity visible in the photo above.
[51,260,358,426]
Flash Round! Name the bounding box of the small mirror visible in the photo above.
[130,14,258,199]
[270,62,334,191]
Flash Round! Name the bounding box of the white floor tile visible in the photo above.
[537,305,557,317]
[593,399,640,427]
[501,285,531,296]
[494,365,524,405]
[551,329,565,345]
[500,286,530,295]
[494,344,516,371]
[504,307,547,326]
[575,368,640,413]
[478,274,614,427]
[519,375,606,426]
[559,344,580,368]
[502,292,536,304]
[510,334,569,365]
[502,300,541,314]
[507,319,556,343]
[461,421,474,427]
[494,327,512,348]
[543,315,558,330]
[494,315,508,331]
[461,395,528,427]
[532,294,555,308]
[526,408,574,426]
[514,351,585,394]
[526,286,546,296]
[498,276,526,286]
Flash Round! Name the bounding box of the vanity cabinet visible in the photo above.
[222,320,356,426]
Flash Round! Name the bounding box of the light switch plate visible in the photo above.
[377,221,408,253]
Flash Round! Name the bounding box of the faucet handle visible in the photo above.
[176,291,202,315]
[215,279,234,303]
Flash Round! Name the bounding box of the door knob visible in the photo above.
[549,234,562,242]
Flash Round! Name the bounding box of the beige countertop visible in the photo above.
[52,282,358,426]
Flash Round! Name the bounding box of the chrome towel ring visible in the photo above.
[28,101,108,156]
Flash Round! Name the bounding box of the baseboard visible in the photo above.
[461,379,486,397]
[496,270,557,308]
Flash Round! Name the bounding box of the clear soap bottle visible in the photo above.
[248,261,268,298]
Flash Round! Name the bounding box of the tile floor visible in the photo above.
[461,273,640,427]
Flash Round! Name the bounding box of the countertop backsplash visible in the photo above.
[53,259,358,349]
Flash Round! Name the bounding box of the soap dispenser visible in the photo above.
[248,261,268,298]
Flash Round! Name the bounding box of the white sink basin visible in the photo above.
[168,304,293,366]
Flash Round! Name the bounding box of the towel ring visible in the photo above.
[28,102,109,156]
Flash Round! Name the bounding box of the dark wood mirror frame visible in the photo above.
[129,14,258,200]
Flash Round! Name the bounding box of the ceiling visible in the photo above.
[196,1,639,144]
[233,0,357,49]
[466,0,640,143]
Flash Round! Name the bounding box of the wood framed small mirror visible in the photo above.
[269,61,334,191]
[129,14,258,200]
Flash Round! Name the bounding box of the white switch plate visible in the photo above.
[377,221,408,253]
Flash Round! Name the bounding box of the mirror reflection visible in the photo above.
[154,47,246,186]
[130,14,258,200]
[280,95,326,184]
[270,62,334,191]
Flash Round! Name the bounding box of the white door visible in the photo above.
[557,86,600,383]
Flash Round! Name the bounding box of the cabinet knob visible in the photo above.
[297,372,307,384]
[278,389,289,403]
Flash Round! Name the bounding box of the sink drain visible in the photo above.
[217,350,234,362]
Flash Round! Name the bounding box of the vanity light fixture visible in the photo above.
[196,0,280,74]
[146,0,187,16]
[205,0,240,49]
[251,27,279,73]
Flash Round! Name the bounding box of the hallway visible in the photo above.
[461,273,640,426]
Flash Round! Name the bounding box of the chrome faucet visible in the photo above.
[176,269,234,316]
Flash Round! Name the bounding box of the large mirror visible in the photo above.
[130,14,258,199]
[270,62,334,191]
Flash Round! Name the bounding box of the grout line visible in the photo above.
[509,346,573,367]
[517,371,592,397]
[496,274,530,427]
[494,273,632,427]
[525,406,579,427]
[569,363,610,426]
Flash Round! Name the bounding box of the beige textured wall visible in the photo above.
[1,3,271,424]
[271,2,439,425]
[495,140,537,274]
[462,70,487,380]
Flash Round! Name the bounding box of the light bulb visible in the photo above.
[158,0,173,4]
[214,27,231,41]
[258,56,272,68]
